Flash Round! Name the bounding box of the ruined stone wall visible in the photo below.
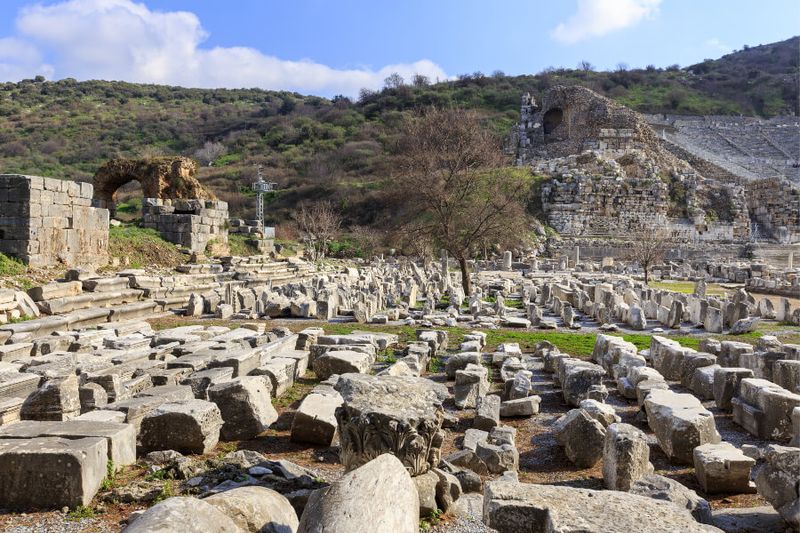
[541,175,668,236]
[746,178,800,243]
[0,175,108,268]
[142,198,228,253]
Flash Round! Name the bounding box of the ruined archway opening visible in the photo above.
[112,180,144,222]
[543,108,564,135]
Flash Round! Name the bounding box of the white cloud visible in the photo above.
[0,0,447,96]
[0,36,53,81]
[704,37,731,54]
[552,0,662,44]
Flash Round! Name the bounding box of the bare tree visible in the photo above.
[193,141,227,166]
[293,201,342,260]
[411,74,430,87]
[578,60,595,71]
[383,72,405,89]
[624,223,671,284]
[392,107,531,295]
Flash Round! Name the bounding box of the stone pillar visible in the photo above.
[574,246,580,266]
[789,251,794,270]
[502,251,512,271]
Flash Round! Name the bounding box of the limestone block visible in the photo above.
[290,390,343,446]
[454,363,489,409]
[474,394,500,432]
[123,496,242,533]
[644,389,721,464]
[693,442,755,494]
[0,436,108,510]
[754,445,799,529]
[313,350,371,381]
[204,486,299,533]
[603,422,653,491]
[139,399,223,454]
[208,377,277,441]
[553,408,606,468]
[21,374,80,421]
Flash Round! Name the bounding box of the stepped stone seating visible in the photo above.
[644,389,721,464]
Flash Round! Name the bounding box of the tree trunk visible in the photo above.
[644,265,649,284]
[458,256,471,296]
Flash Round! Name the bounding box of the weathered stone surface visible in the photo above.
[580,398,620,427]
[693,442,755,494]
[20,374,80,421]
[313,350,370,381]
[629,474,713,524]
[475,439,518,474]
[204,486,299,533]
[445,352,482,379]
[483,481,721,533]
[500,396,541,417]
[297,454,418,533]
[413,470,439,517]
[208,377,277,441]
[553,408,606,467]
[603,422,653,491]
[560,359,606,406]
[473,394,501,432]
[290,390,343,446]
[334,374,448,475]
[644,389,721,464]
[0,436,108,509]
[454,363,488,409]
[712,367,754,411]
[139,399,223,454]
[732,377,800,440]
[0,419,136,469]
[755,444,800,529]
[123,496,242,533]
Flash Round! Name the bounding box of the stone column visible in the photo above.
[502,251,513,271]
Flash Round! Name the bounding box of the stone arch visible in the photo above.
[93,156,214,216]
[543,108,564,135]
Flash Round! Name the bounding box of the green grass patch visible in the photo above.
[317,322,700,358]
[0,252,26,277]
[227,233,261,256]
[108,224,184,269]
[647,280,727,296]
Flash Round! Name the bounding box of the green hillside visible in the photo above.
[0,36,796,229]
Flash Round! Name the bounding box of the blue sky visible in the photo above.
[0,0,797,96]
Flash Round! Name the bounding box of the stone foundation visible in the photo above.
[0,175,108,268]
[142,198,228,253]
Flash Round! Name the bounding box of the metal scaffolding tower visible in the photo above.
[251,165,278,235]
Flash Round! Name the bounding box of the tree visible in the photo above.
[411,74,430,87]
[193,141,227,166]
[578,60,595,71]
[293,201,342,261]
[392,107,531,295]
[383,72,405,89]
[624,222,670,284]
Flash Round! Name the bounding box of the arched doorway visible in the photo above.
[543,108,564,135]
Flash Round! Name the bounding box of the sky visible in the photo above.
[0,0,797,97]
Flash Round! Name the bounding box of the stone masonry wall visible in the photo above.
[0,174,108,268]
[746,178,800,244]
[142,198,228,253]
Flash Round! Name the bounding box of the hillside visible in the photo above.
[0,36,796,230]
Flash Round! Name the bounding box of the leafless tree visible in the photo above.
[411,74,430,87]
[193,141,227,166]
[624,222,671,284]
[293,201,342,260]
[578,60,595,71]
[383,72,405,89]
[392,107,531,295]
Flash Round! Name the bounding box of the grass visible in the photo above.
[66,505,95,520]
[227,233,261,256]
[107,224,185,269]
[648,280,728,297]
[317,322,701,358]
[0,252,26,277]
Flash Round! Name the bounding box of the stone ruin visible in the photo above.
[0,252,797,531]
[93,156,215,215]
[0,175,109,268]
[141,198,229,254]
[93,156,230,253]
[513,86,800,256]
